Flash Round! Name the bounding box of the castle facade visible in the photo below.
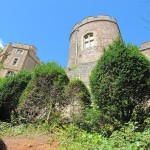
[0,15,150,84]
[0,43,40,77]
[67,15,150,86]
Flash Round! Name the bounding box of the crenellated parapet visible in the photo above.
[71,15,117,34]
[13,43,37,54]
[68,14,120,85]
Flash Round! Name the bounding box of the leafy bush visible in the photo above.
[62,79,91,122]
[109,122,150,149]
[90,37,150,125]
[17,62,69,123]
[0,71,32,121]
[56,124,150,150]
[79,107,120,136]
[131,102,150,131]
[0,121,149,149]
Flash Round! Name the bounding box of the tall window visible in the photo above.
[12,58,18,66]
[84,33,94,48]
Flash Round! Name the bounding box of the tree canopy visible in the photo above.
[90,37,150,123]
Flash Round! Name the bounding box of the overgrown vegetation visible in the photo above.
[0,71,32,121]
[0,38,150,149]
[63,79,91,122]
[0,122,149,149]
[90,37,150,130]
[17,62,69,123]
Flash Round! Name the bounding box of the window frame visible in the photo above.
[16,49,24,54]
[6,71,14,76]
[12,58,19,66]
[84,33,94,49]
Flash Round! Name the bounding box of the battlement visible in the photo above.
[140,41,150,51]
[13,43,37,54]
[72,15,117,32]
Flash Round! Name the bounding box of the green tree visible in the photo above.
[90,37,150,123]
[63,79,91,122]
[0,71,32,121]
[17,62,69,123]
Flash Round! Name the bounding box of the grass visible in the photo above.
[0,122,150,150]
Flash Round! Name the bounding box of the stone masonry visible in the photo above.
[140,42,150,60]
[66,15,150,86]
[0,15,150,84]
[0,43,40,77]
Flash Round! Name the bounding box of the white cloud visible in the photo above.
[0,39,4,48]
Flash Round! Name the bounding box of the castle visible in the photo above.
[66,15,150,86]
[0,43,40,77]
[0,15,150,85]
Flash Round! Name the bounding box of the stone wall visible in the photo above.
[0,43,40,77]
[140,42,150,60]
[3,48,28,71]
[66,61,97,87]
[68,15,120,67]
[67,15,150,87]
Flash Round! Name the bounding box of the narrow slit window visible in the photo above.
[12,58,18,65]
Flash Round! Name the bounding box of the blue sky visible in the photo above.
[0,0,149,67]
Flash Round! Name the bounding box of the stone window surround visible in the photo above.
[12,57,19,66]
[81,31,96,51]
[84,33,94,48]
[16,49,24,54]
[6,70,14,76]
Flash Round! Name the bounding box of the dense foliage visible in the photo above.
[65,79,91,107]
[78,107,119,136]
[63,79,91,121]
[0,122,149,150]
[0,71,32,121]
[57,124,150,150]
[17,62,69,123]
[90,37,150,125]
[0,39,149,149]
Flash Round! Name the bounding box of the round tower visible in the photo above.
[68,15,120,67]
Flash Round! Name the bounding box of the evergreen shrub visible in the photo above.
[63,79,91,122]
[0,71,32,121]
[17,62,69,123]
[90,37,150,125]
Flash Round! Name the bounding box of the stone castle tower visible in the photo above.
[67,15,150,86]
[68,15,120,67]
[0,43,40,77]
[67,15,120,86]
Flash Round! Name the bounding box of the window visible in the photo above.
[6,71,14,76]
[84,33,94,48]
[12,58,18,65]
[16,49,23,54]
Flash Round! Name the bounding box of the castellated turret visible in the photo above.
[67,15,120,86]
[68,15,120,67]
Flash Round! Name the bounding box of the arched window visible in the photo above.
[84,33,94,48]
